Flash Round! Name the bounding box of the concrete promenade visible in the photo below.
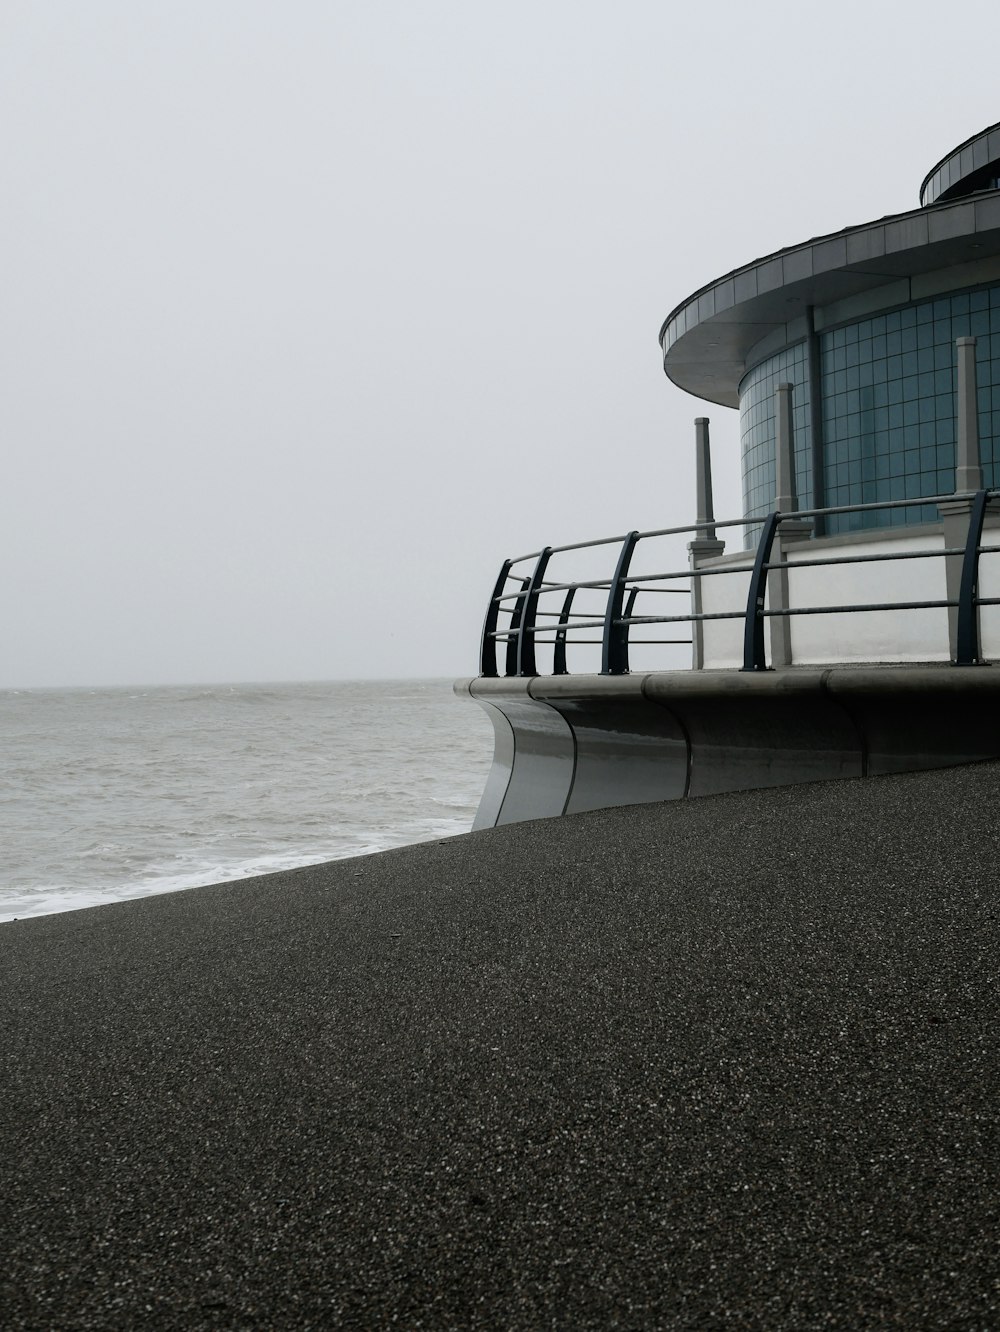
[2,763,999,1329]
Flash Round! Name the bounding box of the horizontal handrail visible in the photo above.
[505,492,970,571]
[766,600,955,616]
[494,608,751,639]
[508,533,629,564]
[761,547,965,573]
[786,492,978,520]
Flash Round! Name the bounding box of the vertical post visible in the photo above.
[943,337,985,658]
[480,559,513,678]
[743,511,781,671]
[770,383,811,667]
[695,417,717,540]
[955,490,989,665]
[688,418,725,669]
[807,306,826,536]
[515,548,552,678]
[956,337,982,492]
[505,578,531,677]
[774,382,797,513]
[552,585,577,676]
[602,531,639,675]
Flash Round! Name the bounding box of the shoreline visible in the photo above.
[0,819,473,926]
[1,676,491,927]
[3,762,999,1327]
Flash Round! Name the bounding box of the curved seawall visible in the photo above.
[458,665,1000,828]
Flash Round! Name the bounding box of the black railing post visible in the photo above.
[955,489,989,666]
[622,588,640,667]
[505,578,530,677]
[553,585,578,676]
[480,559,513,678]
[602,531,640,675]
[743,511,781,671]
[516,547,552,677]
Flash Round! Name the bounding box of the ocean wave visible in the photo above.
[0,679,491,924]
[0,818,474,924]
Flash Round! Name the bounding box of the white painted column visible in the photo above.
[774,383,797,513]
[770,383,811,667]
[956,336,983,492]
[687,417,725,670]
[944,336,985,658]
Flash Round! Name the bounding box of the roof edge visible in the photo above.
[659,188,1000,350]
[919,120,1000,205]
[658,200,930,348]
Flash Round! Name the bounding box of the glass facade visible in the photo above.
[739,342,811,544]
[738,283,1000,539]
[821,287,1000,533]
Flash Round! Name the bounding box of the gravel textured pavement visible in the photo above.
[2,762,1000,1330]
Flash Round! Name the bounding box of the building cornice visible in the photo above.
[660,191,1000,409]
[920,121,1000,206]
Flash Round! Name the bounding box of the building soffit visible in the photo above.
[661,192,1000,409]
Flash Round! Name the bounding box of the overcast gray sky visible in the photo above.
[3,0,998,687]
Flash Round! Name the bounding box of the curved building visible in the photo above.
[660,120,1000,540]
[459,123,1000,830]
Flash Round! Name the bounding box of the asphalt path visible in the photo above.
[3,763,999,1329]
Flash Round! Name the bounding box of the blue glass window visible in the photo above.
[737,283,1000,540]
[817,285,1000,533]
[738,343,812,547]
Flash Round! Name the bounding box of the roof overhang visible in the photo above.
[660,192,1000,409]
[920,121,1000,205]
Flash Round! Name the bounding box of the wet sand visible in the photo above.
[2,763,999,1329]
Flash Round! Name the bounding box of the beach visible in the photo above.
[3,762,999,1329]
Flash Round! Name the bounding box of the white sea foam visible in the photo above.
[0,680,492,924]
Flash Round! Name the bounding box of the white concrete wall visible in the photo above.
[787,534,948,665]
[697,552,753,670]
[695,527,1000,669]
[977,543,1000,659]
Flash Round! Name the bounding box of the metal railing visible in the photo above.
[479,491,1000,677]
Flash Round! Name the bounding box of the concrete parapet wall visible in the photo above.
[786,536,950,665]
[456,666,1000,827]
[692,526,1000,670]
[530,676,689,815]
[643,671,864,798]
[464,678,574,830]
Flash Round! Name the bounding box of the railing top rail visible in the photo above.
[508,533,628,564]
[505,491,1000,569]
[787,489,1000,521]
[494,577,612,601]
[508,516,744,565]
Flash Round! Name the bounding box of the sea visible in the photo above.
[0,679,493,924]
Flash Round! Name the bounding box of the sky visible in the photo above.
[3,0,1000,687]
